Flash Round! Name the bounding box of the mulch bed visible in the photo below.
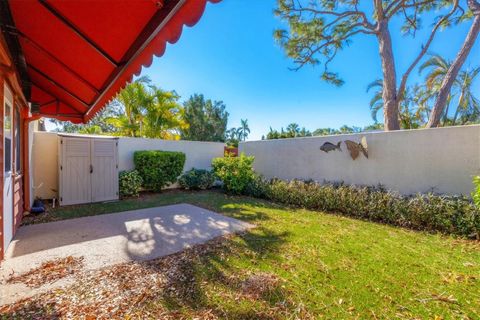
[0,236,309,320]
[0,238,226,319]
[7,256,84,288]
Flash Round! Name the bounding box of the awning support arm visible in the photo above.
[30,65,90,108]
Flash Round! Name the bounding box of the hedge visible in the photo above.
[133,150,186,191]
[242,177,480,238]
[179,168,216,190]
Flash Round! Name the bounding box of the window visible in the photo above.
[15,107,21,173]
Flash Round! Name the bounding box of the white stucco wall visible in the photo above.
[32,131,59,200]
[32,133,225,199]
[117,137,224,172]
[239,125,480,196]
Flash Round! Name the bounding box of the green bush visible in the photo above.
[242,178,480,238]
[212,153,255,194]
[179,168,216,190]
[133,150,186,191]
[472,176,480,207]
[119,170,143,198]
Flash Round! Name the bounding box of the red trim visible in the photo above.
[85,0,221,122]
[6,0,221,123]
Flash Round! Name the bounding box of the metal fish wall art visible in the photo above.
[344,137,368,160]
[320,141,342,153]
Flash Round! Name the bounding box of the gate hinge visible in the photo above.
[60,197,62,202]
[60,165,62,170]
[60,139,63,144]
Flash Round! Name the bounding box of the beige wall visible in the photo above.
[239,125,480,196]
[32,133,225,199]
[32,132,59,200]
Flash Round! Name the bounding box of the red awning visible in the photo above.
[8,0,219,123]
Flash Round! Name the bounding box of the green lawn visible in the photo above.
[13,191,480,318]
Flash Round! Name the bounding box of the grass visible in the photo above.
[12,190,480,319]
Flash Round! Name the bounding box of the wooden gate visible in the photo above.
[59,135,118,206]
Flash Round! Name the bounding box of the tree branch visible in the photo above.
[281,6,376,31]
[397,0,460,101]
[290,28,371,71]
[386,0,436,19]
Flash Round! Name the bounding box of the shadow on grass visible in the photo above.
[7,191,298,318]
[145,227,291,318]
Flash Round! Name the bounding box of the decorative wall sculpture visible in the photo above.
[320,142,342,153]
[344,137,368,160]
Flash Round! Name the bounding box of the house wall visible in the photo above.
[0,33,30,260]
[239,125,480,196]
[32,133,225,199]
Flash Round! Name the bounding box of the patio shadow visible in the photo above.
[124,205,252,261]
[136,226,290,316]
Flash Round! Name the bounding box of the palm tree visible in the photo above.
[286,123,300,137]
[410,84,431,126]
[367,79,423,129]
[143,86,185,139]
[237,119,250,141]
[367,79,384,124]
[451,67,480,125]
[299,127,311,137]
[419,55,452,125]
[107,77,185,139]
[420,55,480,126]
[112,77,151,137]
[225,127,239,141]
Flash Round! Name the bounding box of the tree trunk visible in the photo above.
[426,13,480,128]
[377,20,400,131]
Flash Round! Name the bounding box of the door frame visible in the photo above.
[3,82,13,253]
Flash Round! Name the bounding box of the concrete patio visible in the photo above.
[0,203,252,305]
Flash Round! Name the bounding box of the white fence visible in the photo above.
[239,125,480,196]
[32,132,225,200]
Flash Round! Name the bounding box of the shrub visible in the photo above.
[179,168,216,190]
[133,150,186,191]
[119,170,143,198]
[242,178,480,238]
[243,174,269,198]
[212,153,255,194]
[472,176,480,207]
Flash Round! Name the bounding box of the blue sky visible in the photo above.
[139,1,478,140]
